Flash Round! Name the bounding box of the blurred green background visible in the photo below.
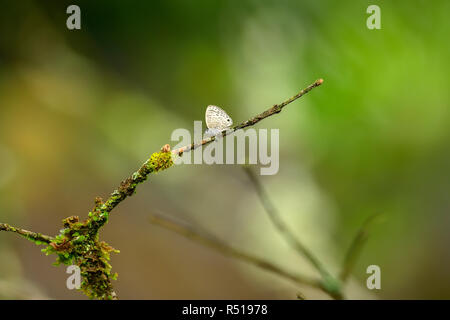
[0,0,449,299]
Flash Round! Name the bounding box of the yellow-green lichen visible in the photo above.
[145,150,174,173]
[29,148,173,299]
[41,215,119,300]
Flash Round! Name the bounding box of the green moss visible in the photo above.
[30,149,173,299]
[41,215,119,300]
[146,150,174,173]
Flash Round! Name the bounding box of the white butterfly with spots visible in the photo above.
[204,105,233,137]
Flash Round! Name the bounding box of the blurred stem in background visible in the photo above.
[148,213,319,297]
[242,166,342,298]
[339,213,383,283]
[150,168,381,300]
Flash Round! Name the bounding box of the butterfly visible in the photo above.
[204,105,233,137]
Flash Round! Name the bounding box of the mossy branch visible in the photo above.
[0,79,323,299]
[0,223,53,245]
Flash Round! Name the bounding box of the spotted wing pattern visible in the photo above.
[205,105,233,130]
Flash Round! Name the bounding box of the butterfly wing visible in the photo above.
[205,105,233,130]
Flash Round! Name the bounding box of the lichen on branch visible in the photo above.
[40,146,174,299]
[0,223,53,245]
[0,80,323,299]
[40,215,119,300]
[1,146,174,300]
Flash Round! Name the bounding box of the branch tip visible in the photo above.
[172,79,324,155]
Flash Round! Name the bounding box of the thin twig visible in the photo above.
[0,79,325,300]
[243,166,332,280]
[149,213,321,291]
[172,79,324,156]
[96,80,323,222]
[0,223,53,244]
[339,213,382,282]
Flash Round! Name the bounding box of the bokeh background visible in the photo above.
[0,0,449,299]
